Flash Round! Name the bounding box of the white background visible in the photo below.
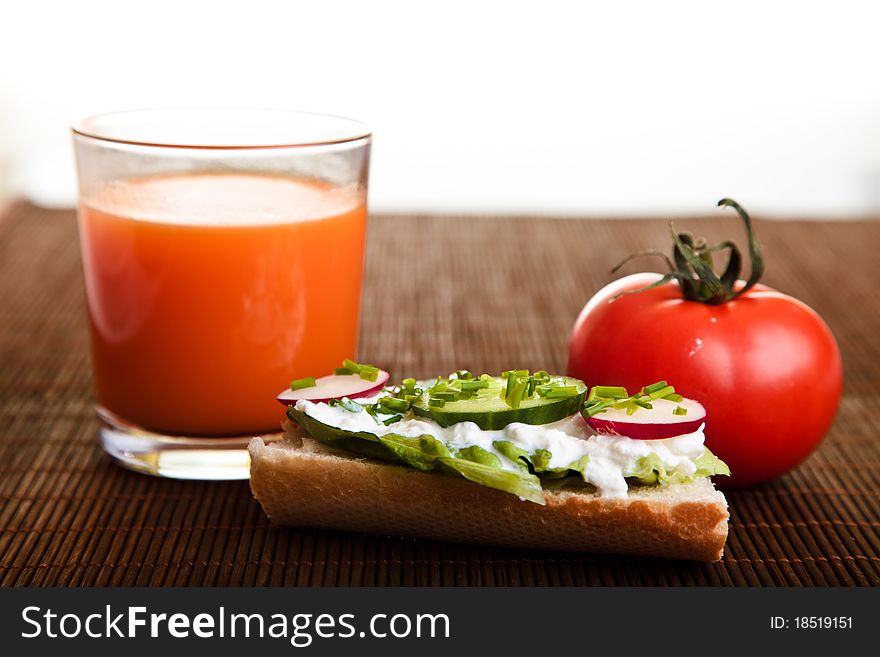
[2,0,880,217]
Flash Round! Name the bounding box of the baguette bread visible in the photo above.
[249,425,729,562]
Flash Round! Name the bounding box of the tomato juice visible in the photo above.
[78,172,367,436]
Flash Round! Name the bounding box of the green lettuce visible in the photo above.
[379,434,545,504]
[626,448,730,486]
[694,448,731,477]
[290,408,544,503]
[288,407,729,503]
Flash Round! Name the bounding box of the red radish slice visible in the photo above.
[586,397,706,440]
[277,370,390,405]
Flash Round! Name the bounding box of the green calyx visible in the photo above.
[613,198,765,305]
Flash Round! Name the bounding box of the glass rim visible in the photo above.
[71,107,372,150]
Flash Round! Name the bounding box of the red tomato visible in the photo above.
[567,272,843,486]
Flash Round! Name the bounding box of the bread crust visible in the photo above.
[249,433,729,562]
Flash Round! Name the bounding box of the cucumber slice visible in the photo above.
[411,375,587,430]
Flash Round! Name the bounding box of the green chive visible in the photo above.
[642,381,668,395]
[379,397,409,413]
[673,406,688,416]
[342,358,360,372]
[533,370,550,383]
[402,378,417,390]
[625,403,638,416]
[432,391,459,401]
[404,394,421,403]
[381,414,403,425]
[593,385,629,399]
[504,372,518,399]
[428,397,446,408]
[358,366,379,382]
[526,376,538,397]
[338,397,364,413]
[583,400,613,417]
[459,380,489,391]
[666,393,684,402]
[648,385,676,400]
[633,398,653,409]
[289,376,316,391]
[334,367,354,375]
[545,386,578,399]
[506,379,528,409]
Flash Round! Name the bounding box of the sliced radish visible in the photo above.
[277,370,390,405]
[586,397,706,440]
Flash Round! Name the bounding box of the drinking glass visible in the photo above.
[72,108,371,479]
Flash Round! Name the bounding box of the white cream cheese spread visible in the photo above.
[296,393,708,499]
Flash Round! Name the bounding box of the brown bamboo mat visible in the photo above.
[1,202,879,586]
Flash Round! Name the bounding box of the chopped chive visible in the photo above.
[459,380,489,391]
[583,400,613,417]
[633,398,653,409]
[454,370,474,380]
[673,406,688,416]
[404,394,421,403]
[504,372,518,399]
[642,380,668,395]
[526,376,538,397]
[587,387,599,402]
[432,391,460,401]
[402,377,417,390]
[289,376,316,391]
[665,393,684,402]
[342,358,359,372]
[378,397,409,413]
[334,367,354,375]
[338,397,364,413]
[533,370,550,383]
[428,397,446,408]
[612,399,631,410]
[502,369,528,379]
[358,367,379,382]
[381,414,403,425]
[625,404,638,416]
[458,391,475,400]
[593,385,629,399]
[505,378,528,409]
[545,386,578,399]
[648,385,676,400]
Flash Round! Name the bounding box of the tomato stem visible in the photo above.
[612,198,765,305]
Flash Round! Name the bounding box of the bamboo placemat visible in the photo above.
[1,203,878,586]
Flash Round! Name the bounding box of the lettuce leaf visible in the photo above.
[290,408,544,503]
[289,407,728,503]
[456,445,502,468]
[693,447,731,477]
[493,440,589,481]
[627,448,730,486]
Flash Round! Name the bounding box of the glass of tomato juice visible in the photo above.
[72,109,371,479]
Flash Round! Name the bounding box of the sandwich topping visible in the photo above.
[282,365,730,505]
